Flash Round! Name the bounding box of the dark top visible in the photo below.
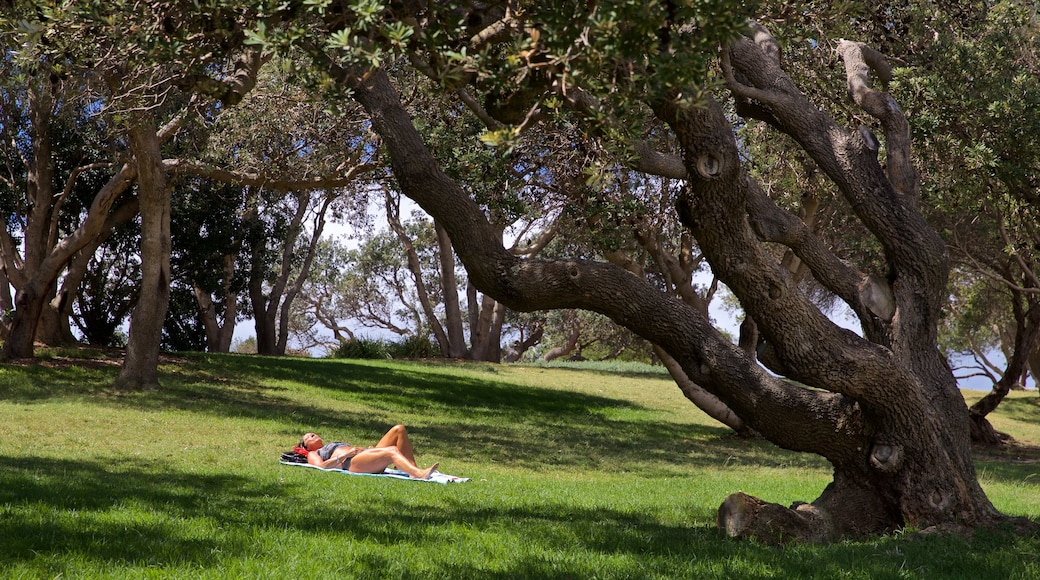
[316,441,351,461]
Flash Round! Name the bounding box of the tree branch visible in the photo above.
[837,40,918,199]
[348,66,865,460]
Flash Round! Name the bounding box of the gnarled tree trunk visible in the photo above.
[333,21,1018,542]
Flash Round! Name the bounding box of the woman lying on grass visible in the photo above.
[296,424,439,479]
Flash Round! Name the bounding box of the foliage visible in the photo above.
[71,223,140,348]
[331,336,393,359]
[330,334,439,359]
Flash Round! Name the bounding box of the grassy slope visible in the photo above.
[0,351,1038,579]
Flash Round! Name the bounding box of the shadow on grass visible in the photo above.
[165,356,829,473]
[3,354,819,473]
[1,455,1036,578]
[10,355,1040,482]
[0,455,281,570]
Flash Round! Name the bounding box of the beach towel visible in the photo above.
[280,460,469,484]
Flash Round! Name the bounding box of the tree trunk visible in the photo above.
[470,293,504,362]
[115,117,171,390]
[1,82,55,359]
[485,300,506,362]
[3,281,52,358]
[385,190,452,356]
[654,345,752,436]
[544,311,581,362]
[0,264,11,340]
[436,221,469,358]
[36,293,77,346]
[194,279,237,353]
[39,196,138,348]
[277,193,333,355]
[504,323,543,362]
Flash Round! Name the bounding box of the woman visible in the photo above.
[298,424,439,479]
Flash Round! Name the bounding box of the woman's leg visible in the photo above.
[349,446,438,479]
[373,424,416,464]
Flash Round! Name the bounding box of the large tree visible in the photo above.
[264,0,1036,541]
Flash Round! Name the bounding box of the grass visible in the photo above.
[0,352,1038,578]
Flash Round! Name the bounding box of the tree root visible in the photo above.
[717,492,835,544]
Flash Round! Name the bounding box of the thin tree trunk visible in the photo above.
[486,300,506,362]
[504,323,543,362]
[436,221,468,358]
[654,345,752,435]
[544,312,580,362]
[277,193,335,354]
[470,293,497,361]
[384,190,451,356]
[0,264,11,340]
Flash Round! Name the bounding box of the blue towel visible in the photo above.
[280,461,469,484]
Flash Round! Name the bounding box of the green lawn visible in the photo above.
[1,352,1039,579]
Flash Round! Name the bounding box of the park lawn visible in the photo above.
[0,352,1038,579]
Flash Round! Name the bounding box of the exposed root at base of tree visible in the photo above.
[718,492,1040,545]
[716,492,835,544]
[970,415,1015,447]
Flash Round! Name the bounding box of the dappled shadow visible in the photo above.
[0,455,290,569]
[4,354,1038,483]
[3,452,1033,578]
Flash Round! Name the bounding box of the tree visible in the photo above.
[168,179,247,353]
[277,0,1033,541]
[0,0,267,387]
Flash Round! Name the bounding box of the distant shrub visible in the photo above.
[331,335,442,360]
[389,335,440,359]
[332,337,391,359]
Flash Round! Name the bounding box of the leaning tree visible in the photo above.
[259,0,1038,541]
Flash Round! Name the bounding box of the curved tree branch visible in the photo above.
[346,65,865,461]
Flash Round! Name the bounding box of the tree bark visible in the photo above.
[115,117,172,390]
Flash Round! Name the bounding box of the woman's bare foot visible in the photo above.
[413,462,439,479]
